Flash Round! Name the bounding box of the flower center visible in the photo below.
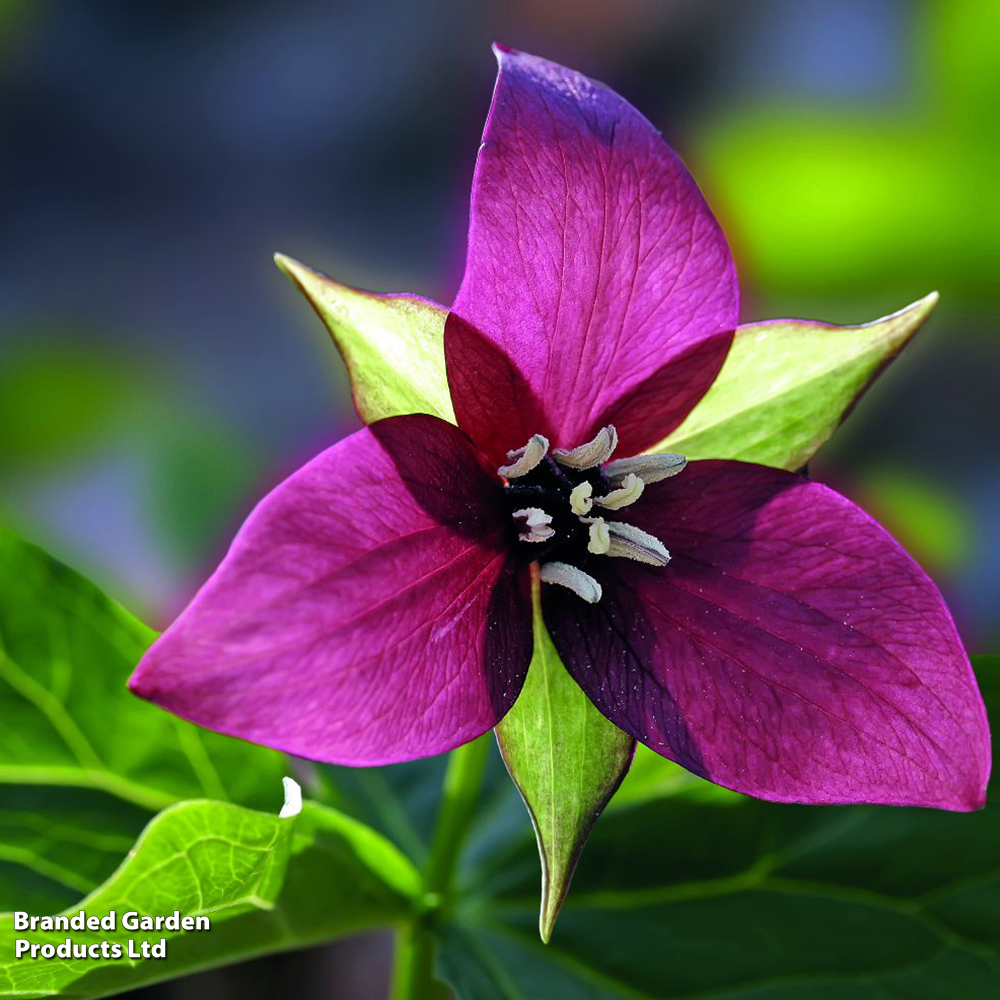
[499,425,686,603]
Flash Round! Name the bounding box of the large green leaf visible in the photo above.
[655,294,938,470]
[437,656,1000,1000]
[275,253,454,424]
[0,798,418,999]
[0,528,285,810]
[0,528,286,911]
[495,572,633,942]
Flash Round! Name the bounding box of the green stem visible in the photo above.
[390,734,490,1000]
[389,921,437,1000]
[423,733,490,893]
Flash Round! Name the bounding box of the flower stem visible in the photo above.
[389,734,490,1000]
[388,922,438,1000]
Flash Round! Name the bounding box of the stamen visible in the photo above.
[606,521,670,566]
[539,561,603,603]
[596,472,644,511]
[604,452,686,484]
[552,425,618,469]
[505,428,683,601]
[569,481,593,515]
[586,518,610,555]
[498,434,550,479]
[513,507,555,543]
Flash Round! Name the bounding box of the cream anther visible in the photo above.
[586,518,610,554]
[539,562,603,603]
[604,452,686,485]
[596,472,644,510]
[606,521,670,566]
[570,481,594,515]
[498,434,550,479]
[552,425,618,469]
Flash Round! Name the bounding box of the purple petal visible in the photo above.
[450,46,738,458]
[445,311,552,468]
[130,415,532,766]
[543,461,990,810]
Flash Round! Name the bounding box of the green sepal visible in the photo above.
[275,258,936,476]
[495,569,634,942]
[274,253,455,424]
[655,293,938,469]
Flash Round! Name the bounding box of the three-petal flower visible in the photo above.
[130,48,989,811]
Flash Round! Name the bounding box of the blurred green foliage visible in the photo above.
[0,344,139,466]
[858,467,971,572]
[0,335,263,589]
[696,0,1000,311]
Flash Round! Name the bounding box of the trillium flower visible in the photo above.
[130,47,989,813]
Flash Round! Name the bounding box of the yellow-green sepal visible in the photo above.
[274,253,454,425]
[654,293,938,469]
[495,567,635,943]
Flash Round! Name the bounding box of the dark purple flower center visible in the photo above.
[496,426,685,603]
[504,456,611,564]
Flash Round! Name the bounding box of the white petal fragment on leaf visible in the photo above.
[279,776,303,818]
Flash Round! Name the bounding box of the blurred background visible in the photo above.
[1,0,997,994]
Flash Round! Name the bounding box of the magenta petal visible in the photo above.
[129,415,532,766]
[451,46,738,456]
[543,461,990,810]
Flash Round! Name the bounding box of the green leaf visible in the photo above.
[495,573,634,942]
[275,253,455,424]
[0,527,286,911]
[0,787,149,915]
[0,528,286,809]
[438,658,1000,999]
[0,798,419,999]
[655,294,938,470]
